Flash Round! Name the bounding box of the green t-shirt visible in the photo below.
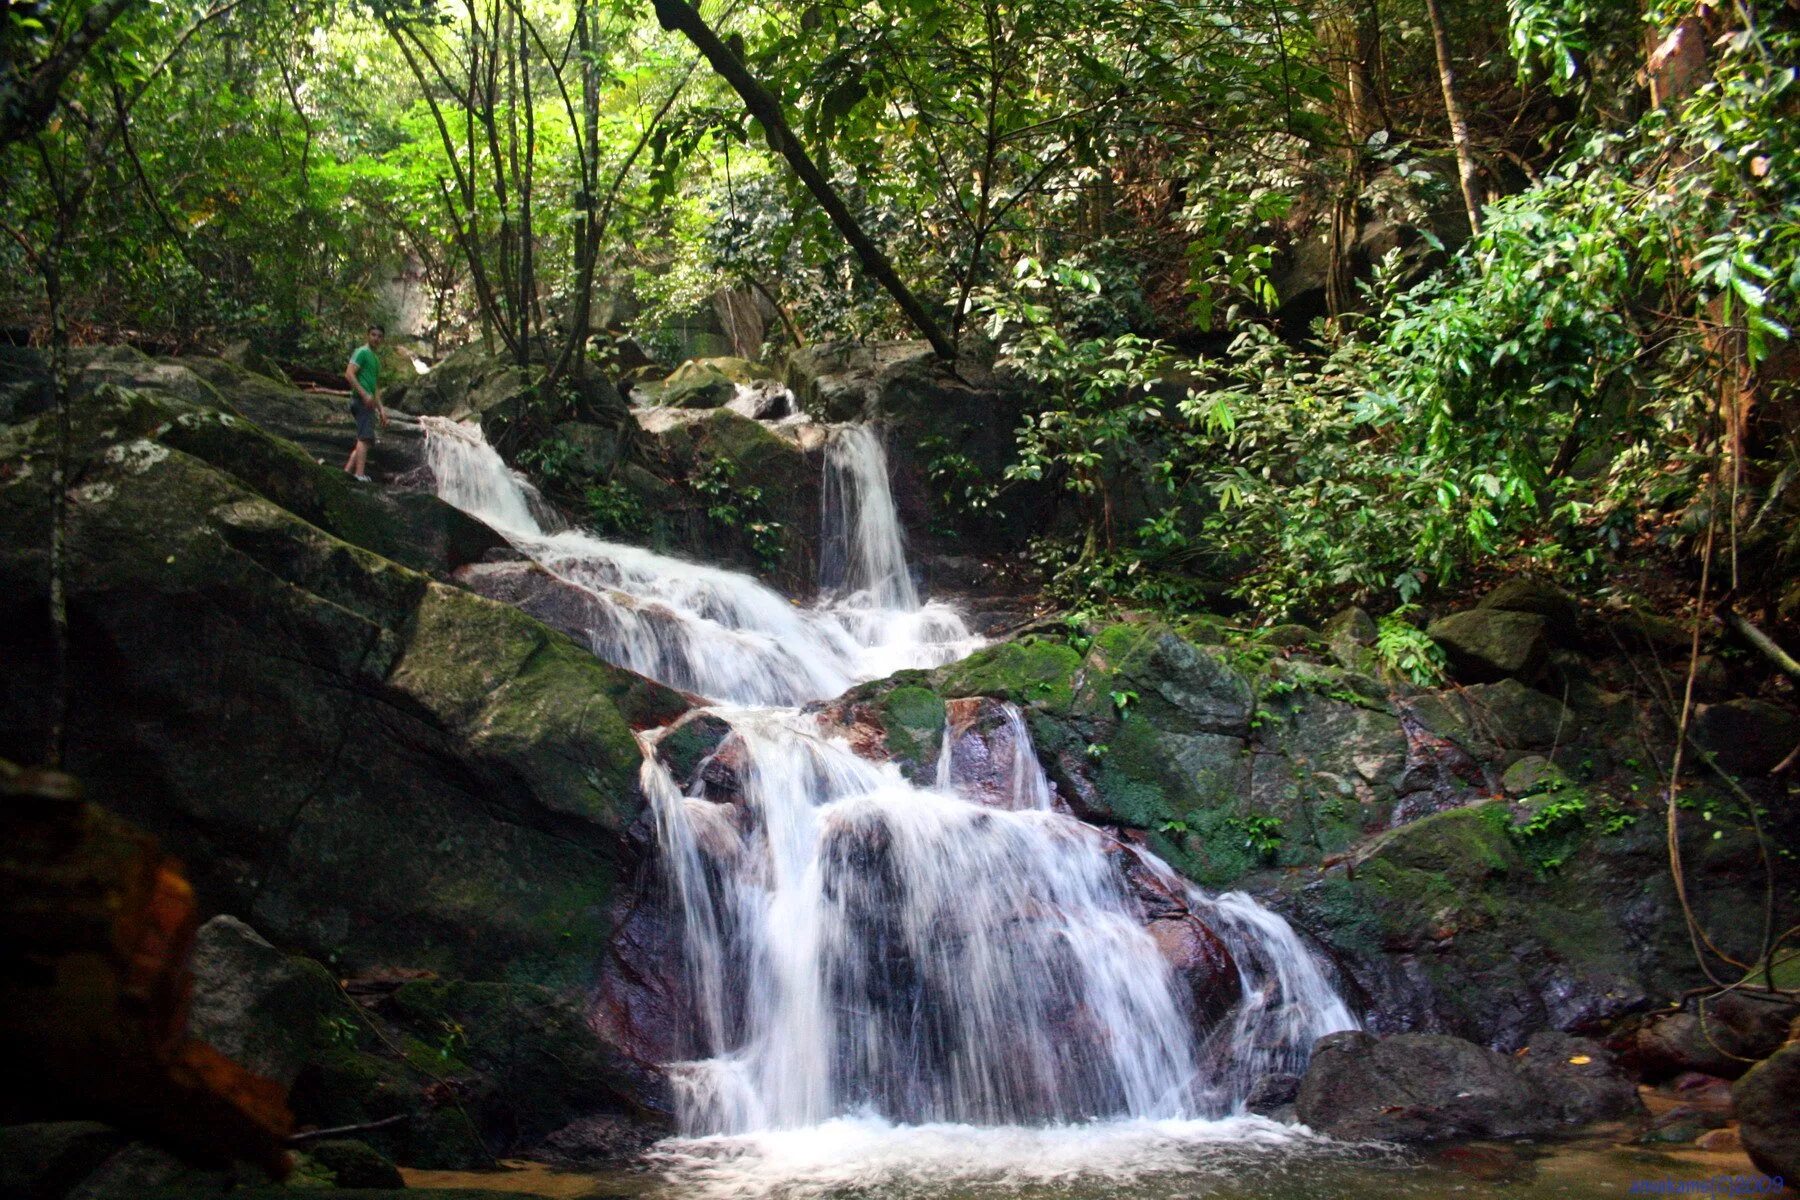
[350,345,380,399]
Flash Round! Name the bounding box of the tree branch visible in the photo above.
[650,0,956,359]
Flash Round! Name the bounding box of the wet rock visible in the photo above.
[1515,1031,1641,1125]
[1690,699,1800,775]
[1427,609,1548,682]
[1244,1072,1301,1118]
[537,1114,663,1166]
[1736,1041,1800,1183]
[1146,916,1241,1025]
[1296,1029,1636,1143]
[1637,1104,1728,1144]
[937,697,1049,809]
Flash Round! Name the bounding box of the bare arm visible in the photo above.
[344,359,368,401]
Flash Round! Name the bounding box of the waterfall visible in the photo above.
[420,412,1358,1181]
[820,424,919,611]
[419,416,976,706]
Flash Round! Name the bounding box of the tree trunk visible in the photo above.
[650,0,957,360]
[1424,0,1482,239]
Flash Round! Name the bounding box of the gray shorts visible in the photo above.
[351,399,376,442]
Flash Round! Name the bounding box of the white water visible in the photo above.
[421,417,977,705]
[420,412,1358,1193]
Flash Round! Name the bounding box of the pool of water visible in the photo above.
[403,1118,1770,1200]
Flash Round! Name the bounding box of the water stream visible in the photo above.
[421,415,1359,1195]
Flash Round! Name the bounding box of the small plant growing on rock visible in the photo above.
[1375,605,1446,685]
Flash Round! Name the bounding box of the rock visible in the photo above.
[0,374,685,990]
[1427,609,1548,682]
[1282,802,1677,1049]
[1244,1072,1301,1118]
[1501,755,1563,796]
[1515,1031,1641,1125]
[1462,679,1575,751]
[812,677,947,784]
[657,360,736,409]
[218,340,290,386]
[727,379,794,420]
[1296,1030,1636,1143]
[784,341,1043,547]
[295,980,671,1169]
[537,1114,661,1165]
[1264,623,1317,649]
[185,916,349,1087]
[552,420,624,478]
[1145,916,1241,1025]
[1479,576,1579,626]
[1630,995,1800,1081]
[1735,1043,1800,1186]
[1406,678,1572,762]
[0,1122,127,1200]
[1322,607,1379,674]
[1637,1104,1728,1144]
[1690,699,1800,775]
[937,696,1049,809]
[298,1139,404,1188]
[1696,1127,1742,1152]
[629,406,821,590]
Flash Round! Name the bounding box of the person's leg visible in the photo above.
[351,439,369,476]
[343,440,359,472]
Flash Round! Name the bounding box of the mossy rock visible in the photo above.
[1427,608,1548,682]
[935,637,1084,712]
[0,375,682,990]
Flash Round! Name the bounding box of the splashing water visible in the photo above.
[420,411,1359,1194]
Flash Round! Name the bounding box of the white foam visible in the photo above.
[647,1114,1333,1200]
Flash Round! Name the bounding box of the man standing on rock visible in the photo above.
[341,324,387,482]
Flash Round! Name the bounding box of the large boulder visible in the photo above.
[1278,797,1782,1049]
[629,406,821,591]
[0,373,684,989]
[1734,1038,1800,1183]
[185,916,349,1088]
[1427,608,1549,682]
[1296,1030,1637,1142]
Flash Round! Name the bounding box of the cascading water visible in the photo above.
[420,411,1359,1193]
[421,416,977,705]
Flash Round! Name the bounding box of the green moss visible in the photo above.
[1313,876,1385,958]
[880,685,948,770]
[936,638,1083,711]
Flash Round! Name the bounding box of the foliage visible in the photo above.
[689,456,784,570]
[1375,605,1447,684]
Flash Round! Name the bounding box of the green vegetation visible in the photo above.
[7,0,1795,638]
